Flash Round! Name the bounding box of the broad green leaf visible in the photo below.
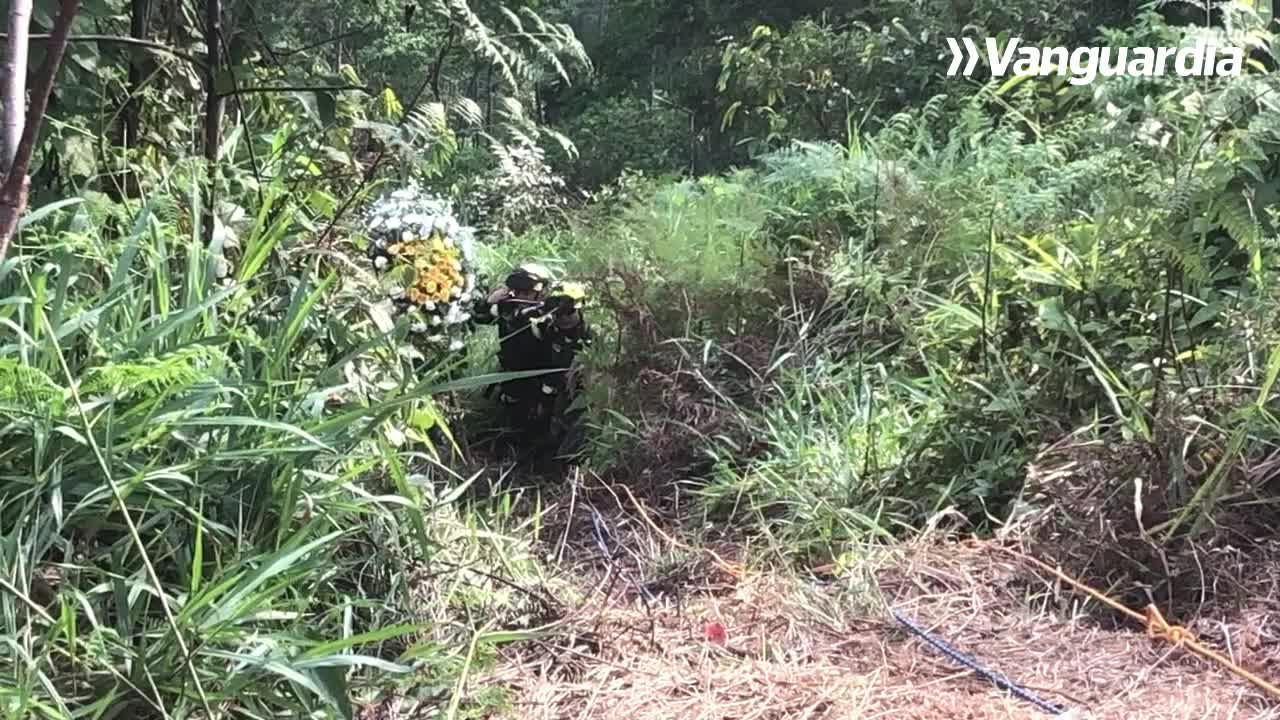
[300,623,425,659]
[307,665,353,720]
[63,135,96,178]
[203,530,344,626]
[1036,296,1074,334]
[214,69,238,96]
[317,92,337,126]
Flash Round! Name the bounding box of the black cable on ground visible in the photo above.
[891,607,1069,716]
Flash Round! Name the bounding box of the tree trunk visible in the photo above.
[485,62,493,126]
[165,0,177,43]
[202,0,223,246]
[333,14,343,72]
[106,0,149,201]
[649,46,656,109]
[429,27,455,102]
[123,0,149,151]
[0,0,81,262]
[1,0,32,173]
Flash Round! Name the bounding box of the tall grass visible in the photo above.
[646,96,1280,558]
[0,176,540,718]
[467,171,785,468]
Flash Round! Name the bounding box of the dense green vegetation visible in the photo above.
[3,0,1280,717]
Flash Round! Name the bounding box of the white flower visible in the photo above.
[457,230,475,254]
[449,339,464,351]
[366,187,484,346]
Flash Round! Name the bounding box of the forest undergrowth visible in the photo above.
[4,1,1280,718]
[417,115,1280,717]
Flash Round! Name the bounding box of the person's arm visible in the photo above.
[546,303,590,351]
[470,286,509,325]
[541,282,591,348]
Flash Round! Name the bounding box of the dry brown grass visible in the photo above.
[358,462,1280,720]
[1015,427,1280,621]
[458,498,1280,720]
[876,540,1280,719]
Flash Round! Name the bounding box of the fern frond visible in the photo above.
[432,0,519,90]
[496,95,526,120]
[82,345,229,400]
[451,97,484,127]
[1215,189,1263,249]
[527,34,572,84]
[1164,233,1211,283]
[921,94,948,127]
[0,360,65,420]
[543,127,578,160]
[410,103,449,136]
[497,5,523,32]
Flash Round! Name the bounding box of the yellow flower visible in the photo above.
[384,233,468,306]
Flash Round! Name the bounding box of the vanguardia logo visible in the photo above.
[946,37,1244,85]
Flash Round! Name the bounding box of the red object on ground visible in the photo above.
[704,621,727,645]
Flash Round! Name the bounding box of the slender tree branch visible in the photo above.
[2,0,32,173]
[122,0,150,153]
[0,32,206,69]
[0,0,80,262]
[217,29,264,209]
[430,26,457,101]
[218,83,370,97]
[315,70,438,245]
[269,24,375,57]
[243,2,284,68]
[4,33,374,100]
[202,0,224,247]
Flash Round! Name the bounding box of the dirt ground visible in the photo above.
[357,466,1280,720]
[465,485,1280,720]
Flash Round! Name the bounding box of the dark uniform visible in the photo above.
[472,264,592,448]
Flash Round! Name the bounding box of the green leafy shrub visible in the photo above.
[691,5,1280,554]
[0,186,546,718]
[551,94,691,188]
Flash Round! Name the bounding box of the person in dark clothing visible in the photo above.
[472,263,592,450]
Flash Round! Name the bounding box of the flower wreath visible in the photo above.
[364,186,482,352]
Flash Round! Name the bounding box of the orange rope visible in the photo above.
[991,544,1280,702]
